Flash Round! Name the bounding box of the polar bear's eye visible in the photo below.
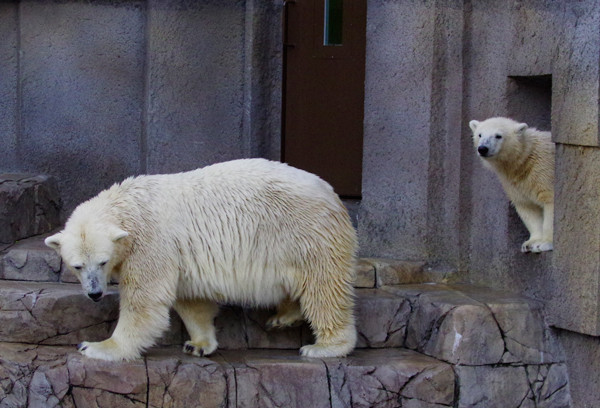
[99,261,108,267]
[73,265,83,271]
[478,134,482,138]
[495,134,502,139]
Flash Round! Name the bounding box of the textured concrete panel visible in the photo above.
[552,0,600,146]
[358,0,435,259]
[0,3,18,173]
[425,1,464,269]
[550,144,600,335]
[558,330,600,408]
[146,0,247,174]
[19,1,145,213]
[242,0,283,161]
[508,1,558,76]
[460,0,557,309]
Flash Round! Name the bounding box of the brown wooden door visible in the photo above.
[282,0,366,198]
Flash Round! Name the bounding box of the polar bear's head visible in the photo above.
[45,220,128,302]
[470,117,528,161]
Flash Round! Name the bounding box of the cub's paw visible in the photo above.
[182,340,217,357]
[531,241,553,253]
[77,339,132,361]
[521,239,553,253]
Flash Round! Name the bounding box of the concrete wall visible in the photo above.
[358,1,600,406]
[359,0,464,265]
[0,0,282,213]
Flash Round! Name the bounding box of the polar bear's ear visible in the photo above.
[469,120,480,132]
[517,123,528,133]
[45,232,63,250]
[110,228,129,242]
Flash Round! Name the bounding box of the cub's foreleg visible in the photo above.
[514,202,545,253]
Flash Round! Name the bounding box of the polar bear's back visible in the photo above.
[107,159,356,305]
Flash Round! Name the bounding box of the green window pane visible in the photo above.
[324,0,343,46]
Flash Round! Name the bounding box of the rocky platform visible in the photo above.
[0,252,572,407]
[0,175,572,407]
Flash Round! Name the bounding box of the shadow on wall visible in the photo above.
[34,150,139,220]
[507,75,552,130]
[506,74,554,298]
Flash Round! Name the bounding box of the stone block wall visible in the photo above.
[0,0,282,214]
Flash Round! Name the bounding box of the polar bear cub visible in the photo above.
[470,117,555,253]
[45,159,357,361]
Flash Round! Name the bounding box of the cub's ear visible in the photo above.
[110,227,129,242]
[517,123,528,133]
[45,232,63,251]
[469,120,480,132]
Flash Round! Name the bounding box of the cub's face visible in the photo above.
[45,225,128,302]
[469,118,528,160]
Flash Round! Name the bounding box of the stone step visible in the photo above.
[0,343,456,408]
[1,233,449,286]
[0,232,75,283]
[0,281,404,350]
[0,174,61,247]
[0,281,565,365]
[0,282,572,407]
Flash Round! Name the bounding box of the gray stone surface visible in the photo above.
[358,0,435,260]
[0,281,182,347]
[0,281,119,345]
[0,279,564,371]
[383,284,564,366]
[550,144,600,335]
[355,289,409,349]
[146,0,247,175]
[19,1,146,214]
[0,344,456,408]
[1,233,62,282]
[552,1,600,147]
[0,3,17,174]
[215,305,305,350]
[456,364,571,408]
[326,348,455,408]
[0,174,61,244]
[557,330,600,408]
[2,1,282,216]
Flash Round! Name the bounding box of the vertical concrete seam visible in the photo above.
[241,0,254,158]
[16,1,22,164]
[140,0,150,174]
[457,0,475,272]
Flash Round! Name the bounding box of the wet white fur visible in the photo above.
[470,117,555,253]
[45,159,357,360]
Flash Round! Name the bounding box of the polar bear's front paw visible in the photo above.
[77,339,133,361]
[521,239,553,253]
[182,339,217,357]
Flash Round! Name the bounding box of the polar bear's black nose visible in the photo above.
[88,291,103,302]
[478,146,489,157]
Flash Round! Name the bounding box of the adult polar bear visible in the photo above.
[45,159,357,361]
